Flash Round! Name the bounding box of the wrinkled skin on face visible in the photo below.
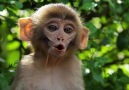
[43,18,76,57]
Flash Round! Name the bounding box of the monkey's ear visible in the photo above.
[79,27,89,50]
[18,17,32,41]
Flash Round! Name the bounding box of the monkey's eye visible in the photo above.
[64,27,73,34]
[48,25,58,32]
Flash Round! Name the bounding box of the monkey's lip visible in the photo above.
[54,44,65,52]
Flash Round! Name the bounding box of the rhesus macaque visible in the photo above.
[11,3,89,90]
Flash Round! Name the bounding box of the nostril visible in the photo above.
[57,37,64,41]
[62,39,64,41]
[57,38,60,41]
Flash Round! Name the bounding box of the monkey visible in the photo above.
[11,3,89,90]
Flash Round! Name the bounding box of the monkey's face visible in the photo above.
[18,4,89,58]
[43,18,77,57]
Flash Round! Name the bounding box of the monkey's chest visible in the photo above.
[23,67,79,90]
[36,69,65,90]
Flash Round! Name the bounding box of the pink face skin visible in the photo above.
[43,18,77,58]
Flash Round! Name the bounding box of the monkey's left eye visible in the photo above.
[64,27,73,34]
[48,25,58,32]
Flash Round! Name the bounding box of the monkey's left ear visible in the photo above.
[18,17,32,41]
[79,27,89,50]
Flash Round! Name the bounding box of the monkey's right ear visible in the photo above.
[18,17,32,41]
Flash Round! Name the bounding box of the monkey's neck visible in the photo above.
[45,53,64,67]
[34,52,64,67]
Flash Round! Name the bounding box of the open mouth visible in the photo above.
[55,44,65,51]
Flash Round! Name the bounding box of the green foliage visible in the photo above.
[0,0,129,90]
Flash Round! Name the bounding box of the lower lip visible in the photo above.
[55,48,64,53]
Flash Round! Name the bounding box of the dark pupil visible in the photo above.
[64,27,72,33]
[48,25,57,31]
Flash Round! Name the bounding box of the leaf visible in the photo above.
[7,7,18,17]
[6,41,20,51]
[57,0,68,4]
[117,30,129,50]
[92,70,104,84]
[85,22,97,35]
[0,5,5,11]
[81,2,97,11]
[123,12,129,22]
[15,1,23,9]
[94,57,108,67]
[119,76,129,84]
[7,50,20,65]
[0,74,10,90]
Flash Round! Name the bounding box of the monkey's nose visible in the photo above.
[57,37,64,41]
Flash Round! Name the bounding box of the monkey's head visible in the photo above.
[18,3,89,58]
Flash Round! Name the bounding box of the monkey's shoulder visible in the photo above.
[68,55,82,65]
[17,54,38,72]
[20,54,34,66]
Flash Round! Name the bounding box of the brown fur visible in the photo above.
[11,3,89,90]
[11,54,84,90]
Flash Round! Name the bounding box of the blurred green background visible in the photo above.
[0,0,129,90]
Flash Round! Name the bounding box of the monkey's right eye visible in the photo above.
[48,25,58,32]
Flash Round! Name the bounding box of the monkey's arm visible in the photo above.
[11,64,23,90]
[11,55,34,90]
